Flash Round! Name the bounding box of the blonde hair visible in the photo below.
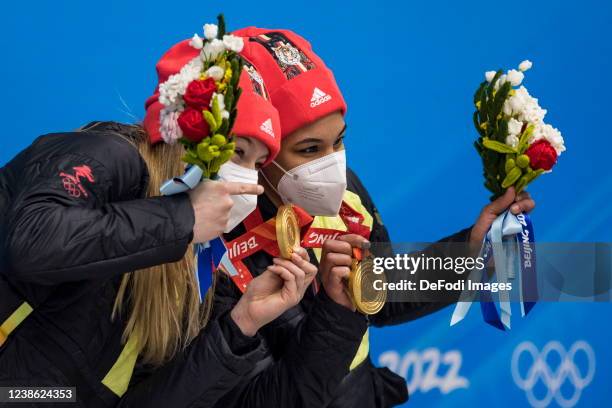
[109,125,215,366]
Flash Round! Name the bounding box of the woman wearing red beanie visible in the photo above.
[210,28,538,408]
[0,24,317,407]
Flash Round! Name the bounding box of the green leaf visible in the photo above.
[217,14,226,39]
[502,167,523,188]
[224,86,234,110]
[482,138,517,154]
[218,118,229,135]
[229,57,243,88]
[473,111,484,136]
[211,134,226,146]
[473,82,487,106]
[517,124,535,153]
[211,96,222,125]
[487,70,504,98]
[203,110,218,131]
[221,141,235,151]
[497,117,509,142]
[181,154,198,166]
[479,88,489,129]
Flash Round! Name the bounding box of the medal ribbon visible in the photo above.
[222,201,372,292]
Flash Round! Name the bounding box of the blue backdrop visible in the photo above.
[1,1,610,406]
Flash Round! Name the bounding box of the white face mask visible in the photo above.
[267,150,347,216]
[217,161,259,233]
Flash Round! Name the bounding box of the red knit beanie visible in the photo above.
[143,39,281,164]
[233,27,347,138]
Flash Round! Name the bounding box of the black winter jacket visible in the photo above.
[0,122,271,407]
[212,169,471,408]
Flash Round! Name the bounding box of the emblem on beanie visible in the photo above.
[310,87,331,108]
[250,32,316,80]
[273,43,301,66]
[244,62,268,99]
[260,118,275,138]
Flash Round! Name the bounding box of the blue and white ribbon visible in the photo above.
[450,210,538,330]
[160,166,226,302]
[160,165,203,195]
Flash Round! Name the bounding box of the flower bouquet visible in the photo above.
[451,61,566,329]
[158,14,243,179]
[157,15,245,301]
[473,60,565,200]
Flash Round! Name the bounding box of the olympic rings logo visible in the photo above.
[511,341,595,408]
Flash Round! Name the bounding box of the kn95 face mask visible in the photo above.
[270,150,347,216]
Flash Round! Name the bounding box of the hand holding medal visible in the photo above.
[347,245,387,315]
[319,234,387,314]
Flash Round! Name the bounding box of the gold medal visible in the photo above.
[348,256,387,315]
[276,204,300,259]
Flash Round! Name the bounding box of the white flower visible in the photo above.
[203,24,218,40]
[485,71,496,83]
[502,86,547,124]
[506,135,519,148]
[519,60,533,72]
[531,123,565,155]
[206,66,224,81]
[189,34,203,49]
[222,34,244,53]
[507,117,523,136]
[507,69,524,86]
[159,108,184,144]
[202,39,226,60]
[158,57,203,107]
[221,110,230,119]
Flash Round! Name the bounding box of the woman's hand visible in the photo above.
[188,180,263,243]
[230,248,317,336]
[319,234,369,311]
[470,187,536,244]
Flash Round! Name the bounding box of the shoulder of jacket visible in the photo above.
[25,124,148,198]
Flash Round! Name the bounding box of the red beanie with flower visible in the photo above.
[233,27,347,138]
[143,39,281,164]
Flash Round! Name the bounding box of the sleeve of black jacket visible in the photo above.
[117,313,266,408]
[2,131,195,284]
[345,167,473,327]
[213,274,368,408]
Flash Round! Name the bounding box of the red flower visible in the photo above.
[525,139,557,171]
[177,108,210,142]
[183,78,216,110]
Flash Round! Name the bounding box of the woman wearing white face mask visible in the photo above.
[211,27,538,408]
[0,28,319,407]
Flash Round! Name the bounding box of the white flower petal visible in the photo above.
[222,34,244,53]
[206,66,224,81]
[507,69,525,87]
[519,60,533,72]
[506,135,519,148]
[507,118,523,136]
[485,71,496,83]
[189,34,203,49]
[203,24,218,40]
[202,39,226,60]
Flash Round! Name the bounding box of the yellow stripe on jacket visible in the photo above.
[310,190,374,370]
